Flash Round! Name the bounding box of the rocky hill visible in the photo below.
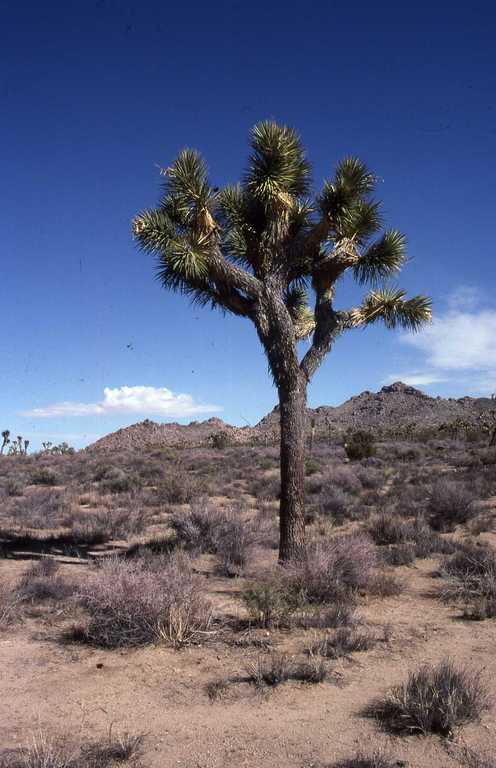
[257,381,494,439]
[86,382,494,452]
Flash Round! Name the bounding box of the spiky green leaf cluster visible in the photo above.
[133,120,431,340]
[246,121,311,203]
[353,230,407,284]
[350,288,432,331]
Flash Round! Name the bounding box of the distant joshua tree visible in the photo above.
[479,394,496,447]
[1,430,10,454]
[133,121,431,560]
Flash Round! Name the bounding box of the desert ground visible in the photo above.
[1,436,496,768]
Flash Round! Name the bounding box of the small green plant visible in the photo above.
[211,432,230,449]
[344,430,376,461]
[242,578,295,628]
[30,467,58,486]
[305,457,320,476]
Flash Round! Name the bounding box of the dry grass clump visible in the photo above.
[79,731,144,766]
[296,602,360,629]
[246,652,327,688]
[74,553,212,648]
[441,543,496,620]
[369,659,489,735]
[0,729,144,768]
[331,752,400,768]
[312,626,377,659]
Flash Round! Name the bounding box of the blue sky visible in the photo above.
[2,0,495,449]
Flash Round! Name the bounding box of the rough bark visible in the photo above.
[278,373,307,562]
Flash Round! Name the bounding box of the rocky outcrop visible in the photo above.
[86,383,493,452]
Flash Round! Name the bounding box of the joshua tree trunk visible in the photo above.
[278,373,307,562]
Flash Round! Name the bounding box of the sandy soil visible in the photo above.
[1,555,495,768]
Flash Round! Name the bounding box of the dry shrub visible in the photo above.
[16,559,75,603]
[367,570,404,597]
[370,659,489,735]
[10,490,68,530]
[170,501,250,575]
[75,553,212,648]
[356,466,383,490]
[285,534,377,604]
[317,487,351,523]
[156,471,204,505]
[428,479,476,531]
[252,504,279,550]
[381,543,416,566]
[30,467,59,486]
[410,518,457,558]
[441,543,496,620]
[0,582,21,629]
[5,478,23,497]
[368,514,413,545]
[65,501,149,545]
[327,466,363,495]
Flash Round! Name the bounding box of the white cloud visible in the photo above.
[389,291,496,395]
[402,309,496,371]
[23,385,222,419]
[446,285,481,312]
[383,372,447,387]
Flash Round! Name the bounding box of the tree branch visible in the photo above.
[299,290,341,382]
[210,245,262,300]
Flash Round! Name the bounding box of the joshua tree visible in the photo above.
[133,121,431,560]
[1,430,10,454]
[478,395,496,447]
[24,439,30,455]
